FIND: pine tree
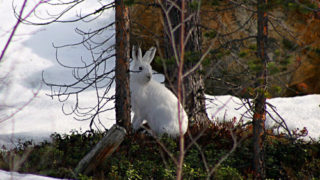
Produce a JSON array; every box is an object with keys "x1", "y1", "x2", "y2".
[{"x1": 115, "y1": 0, "x2": 131, "y2": 132}]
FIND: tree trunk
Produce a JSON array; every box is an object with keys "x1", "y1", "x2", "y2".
[
  {"x1": 115, "y1": 0, "x2": 131, "y2": 132},
  {"x1": 253, "y1": 0, "x2": 268, "y2": 179},
  {"x1": 162, "y1": 0, "x2": 209, "y2": 126}
]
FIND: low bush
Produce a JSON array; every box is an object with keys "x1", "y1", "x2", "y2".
[{"x1": 0, "y1": 122, "x2": 319, "y2": 179}]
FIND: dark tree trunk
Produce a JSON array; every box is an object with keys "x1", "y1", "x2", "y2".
[
  {"x1": 253, "y1": 0, "x2": 268, "y2": 179},
  {"x1": 162, "y1": 0, "x2": 209, "y2": 126},
  {"x1": 115, "y1": 0, "x2": 131, "y2": 132}
]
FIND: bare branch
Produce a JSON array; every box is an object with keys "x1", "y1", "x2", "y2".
[{"x1": 0, "y1": 0, "x2": 28, "y2": 62}]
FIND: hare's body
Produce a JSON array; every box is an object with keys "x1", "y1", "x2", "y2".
[
  {"x1": 131, "y1": 79, "x2": 188, "y2": 136},
  {"x1": 130, "y1": 46, "x2": 188, "y2": 136}
]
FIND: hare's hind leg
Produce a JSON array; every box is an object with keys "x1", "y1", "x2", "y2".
[{"x1": 132, "y1": 114, "x2": 144, "y2": 131}]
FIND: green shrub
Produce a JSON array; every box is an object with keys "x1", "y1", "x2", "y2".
[
  {"x1": 214, "y1": 166, "x2": 243, "y2": 180},
  {"x1": 0, "y1": 122, "x2": 319, "y2": 179}
]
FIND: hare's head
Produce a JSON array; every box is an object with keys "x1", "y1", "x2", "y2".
[{"x1": 131, "y1": 46, "x2": 156, "y2": 84}]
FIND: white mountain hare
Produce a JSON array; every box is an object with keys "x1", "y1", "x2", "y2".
[{"x1": 130, "y1": 46, "x2": 188, "y2": 137}]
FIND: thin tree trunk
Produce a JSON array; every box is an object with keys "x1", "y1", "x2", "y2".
[
  {"x1": 160, "y1": 1, "x2": 208, "y2": 179},
  {"x1": 115, "y1": 0, "x2": 131, "y2": 132},
  {"x1": 253, "y1": 0, "x2": 268, "y2": 179},
  {"x1": 176, "y1": 1, "x2": 186, "y2": 179}
]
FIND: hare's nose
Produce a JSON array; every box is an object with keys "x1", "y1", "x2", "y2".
[{"x1": 147, "y1": 74, "x2": 151, "y2": 80}]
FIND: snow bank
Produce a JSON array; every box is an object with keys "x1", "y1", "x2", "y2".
[
  {"x1": 0, "y1": 0, "x2": 115, "y2": 147},
  {"x1": 206, "y1": 94, "x2": 320, "y2": 139},
  {"x1": 0, "y1": 170, "x2": 62, "y2": 180}
]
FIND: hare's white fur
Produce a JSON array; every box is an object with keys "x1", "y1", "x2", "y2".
[{"x1": 130, "y1": 46, "x2": 188, "y2": 137}]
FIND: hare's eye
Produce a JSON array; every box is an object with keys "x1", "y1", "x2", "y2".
[{"x1": 139, "y1": 67, "x2": 143, "y2": 71}]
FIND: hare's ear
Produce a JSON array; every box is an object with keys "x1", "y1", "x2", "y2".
[
  {"x1": 143, "y1": 47, "x2": 156, "y2": 64},
  {"x1": 132, "y1": 45, "x2": 137, "y2": 61},
  {"x1": 138, "y1": 47, "x2": 143, "y2": 61}
]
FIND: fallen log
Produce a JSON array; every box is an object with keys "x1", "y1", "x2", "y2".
[{"x1": 74, "y1": 124, "x2": 127, "y2": 175}]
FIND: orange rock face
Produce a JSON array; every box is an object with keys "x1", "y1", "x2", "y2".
[
  {"x1": 130, "y1": 1, "x2": 320, "y2": 96},
  {"x1": 287, "y1": 9, "x2": 320, "y2": 95}
]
